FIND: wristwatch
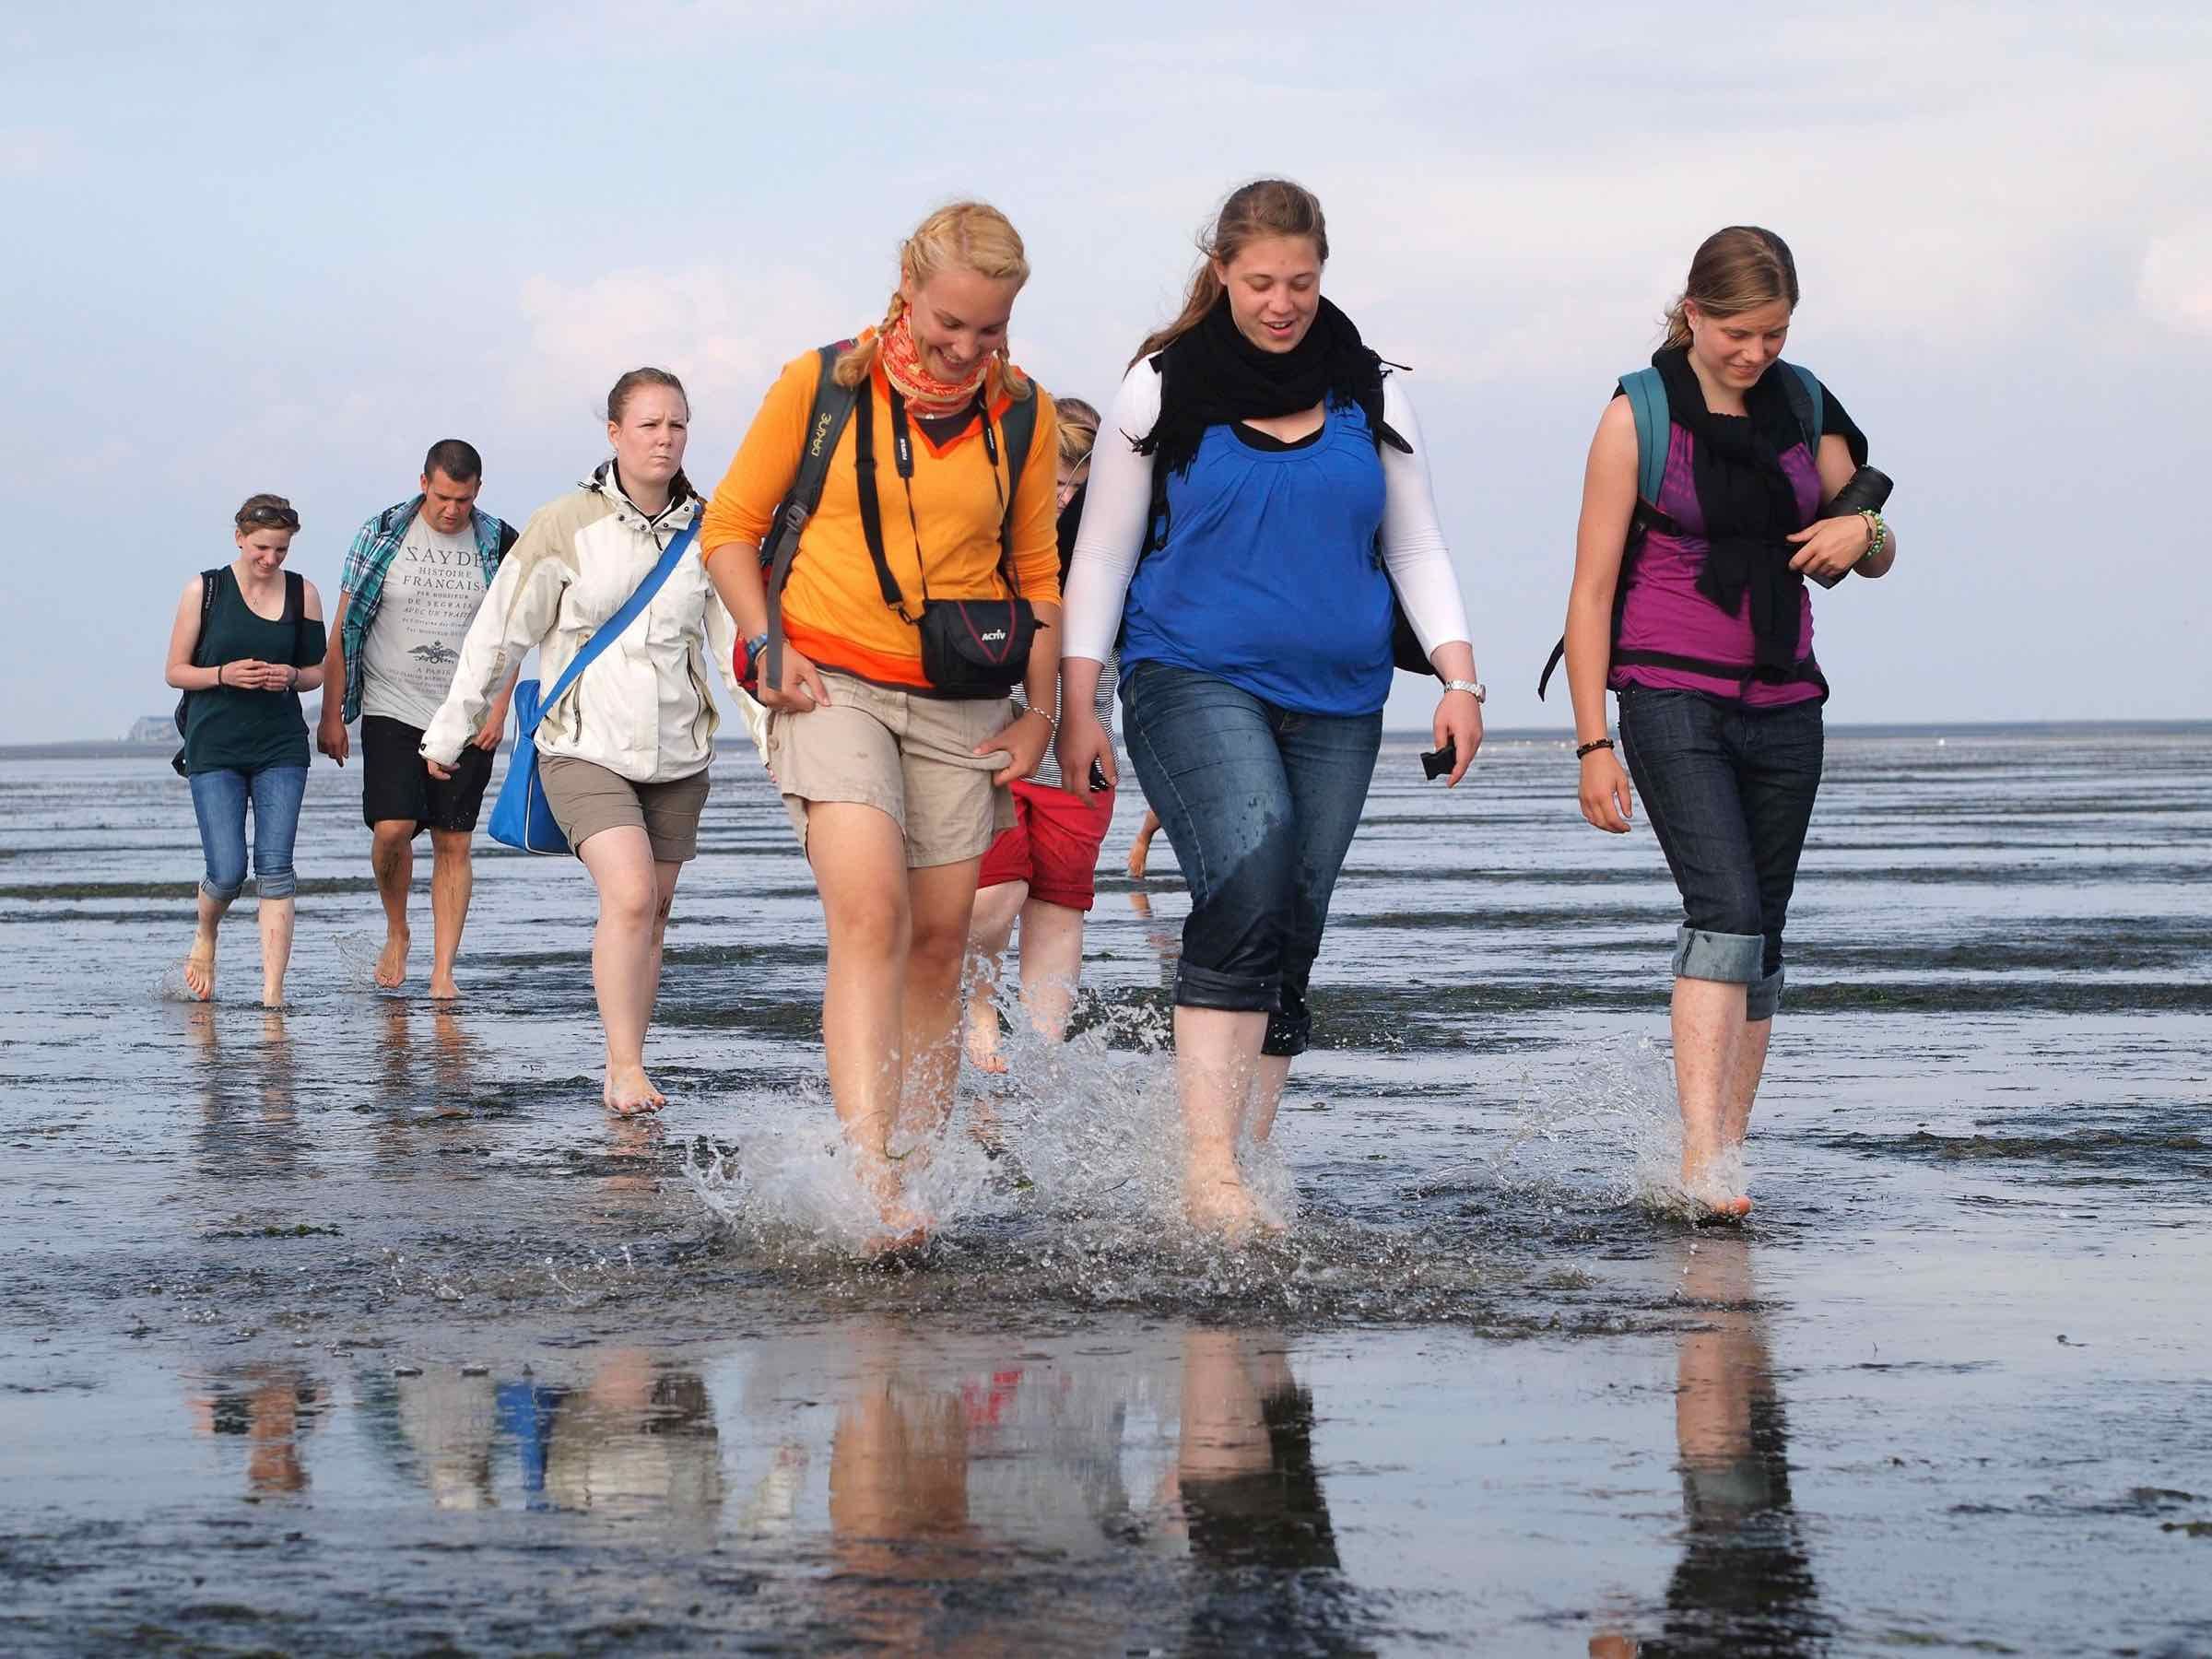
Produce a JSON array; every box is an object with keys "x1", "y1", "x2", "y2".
[{"x1": 1441, "y1": 678, "x2": 1487, "y2": 703}]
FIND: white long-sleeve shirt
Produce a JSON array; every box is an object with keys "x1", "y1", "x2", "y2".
[{"x1": 1059, "y1": 360, "x2": 1471, "y2": 665}]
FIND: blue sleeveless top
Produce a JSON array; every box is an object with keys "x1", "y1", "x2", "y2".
[{"x1": 1122, "y1": 400, "x2": 1392, "y2": 716}]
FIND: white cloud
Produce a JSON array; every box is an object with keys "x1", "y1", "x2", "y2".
[{"x1": 2140, "y1": 222, "x2": 2212, "y2": 335}]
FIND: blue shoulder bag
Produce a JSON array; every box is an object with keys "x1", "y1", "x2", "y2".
[{"x1": 488, "y1": 516, "x2": 700, "y2": 854}]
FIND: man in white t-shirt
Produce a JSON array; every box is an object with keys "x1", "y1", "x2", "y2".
[{"x1": 318, "y1": 441, "x2": 518, "y2": 997}]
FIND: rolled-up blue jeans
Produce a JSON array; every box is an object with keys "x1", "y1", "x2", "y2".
[
  {"x1": 1617, "y1": 688, "x2": 1822, "y2": 1021},
  {"x1": 189, "y1": 764, "x2": 307, "y2": 902},
  {"x1": 1120, "y1": 660, "x2": 1382, "y2": 1056}
]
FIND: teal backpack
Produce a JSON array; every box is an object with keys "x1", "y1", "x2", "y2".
[{"x1": 1535, "y1": 361, "x2": 1825, "y2": 700}]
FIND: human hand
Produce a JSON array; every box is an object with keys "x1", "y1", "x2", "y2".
[
  {"x1": 424, "y1": 755, "x2": 455, "y2": 782},
  {"x1": 760, "y1": 644, "x2": 830, "y2": 713},
  {"x1": 1785, "y1": 513, "x2": 1873, "y2": 582},
  {"x1": 1055, "y1": 712, "x2": 1116, "y2": 797},
  {"x1": 1431, "y1": 689, "x2": 1485, "y2": 787},
  {"x1": 472, "y1": 698, "x2": 508, "y2": 752},
  {"x1": 1579, "y1": 747, "x2": 1635, "y2": 833},
  {"x1": 978, "y1": 707, "x2": 1050, "y2": 786},
  {"x1": 317, "y1": 714, "x2": 350, "y2": 766}
]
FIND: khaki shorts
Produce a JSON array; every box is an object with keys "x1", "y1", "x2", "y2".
[
  {"x1": 765, "y1": 673, "x2": 1014, "y2": 868},
  {"x1": 538, "y1": 755, "x2": 711, "y2": 864}
]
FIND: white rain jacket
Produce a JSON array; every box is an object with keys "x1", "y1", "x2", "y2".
[{"x1": 421, "y1": 465, "x2": 739, "y2": 782}]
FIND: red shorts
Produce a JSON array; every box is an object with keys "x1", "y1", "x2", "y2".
[{"x1": 977, "y1": 779, "x2": 1116, "y2": 910}]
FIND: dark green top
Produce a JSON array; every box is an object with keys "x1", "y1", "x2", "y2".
[{"x1": 182, "y1": 567, "x2": 328, "y2": 775}]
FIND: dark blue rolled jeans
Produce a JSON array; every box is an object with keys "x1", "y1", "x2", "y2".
[
  {"x1": 189, "y1": 764, "x2": 308, "y2": 902},
  {"x1": 1120, "y1": 660, "x2": 1382, "y2": 1056},
  {"x1": 1617, "y1": 689, "x2": 1823, "y2": 1022}
]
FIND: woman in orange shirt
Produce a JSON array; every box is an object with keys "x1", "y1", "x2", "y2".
[{"x1": 700, "y1": 202, "x2": 1061, "y2": 1253}]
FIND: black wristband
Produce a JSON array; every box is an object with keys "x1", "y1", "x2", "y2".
[{"x1": 1575, "y1": 737, "x2": 1614, "y2": 759}]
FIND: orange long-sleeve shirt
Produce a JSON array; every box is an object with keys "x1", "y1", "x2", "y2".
[{"x1": 700, "y1": 340, "x2": 1061, "y2": 690}]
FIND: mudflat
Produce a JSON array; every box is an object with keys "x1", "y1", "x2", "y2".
[{"x1": 3, "y1": 726, "x2": 2208, "y2": 1655}]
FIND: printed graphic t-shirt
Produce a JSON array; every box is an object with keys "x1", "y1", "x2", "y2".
[{"x1": 359, "y1": 512, "x2": 491, "y2": 730}]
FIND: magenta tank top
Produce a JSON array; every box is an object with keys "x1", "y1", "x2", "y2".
[{"x1": 1610, "y1": 424, "x2": 1826, "y2": 706}]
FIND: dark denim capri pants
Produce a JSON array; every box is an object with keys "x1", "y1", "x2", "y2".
[
  {"x1": 1617, "y1": 688, "x2": 1823, "y2": 1021},
  {"x1": 1121, "y1": 660, "x2": 1382, "y2": 1057}
]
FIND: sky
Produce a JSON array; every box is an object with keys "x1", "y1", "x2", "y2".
[{"x1": 4, "y1": 1, "x2": 2207, "y2": 742}]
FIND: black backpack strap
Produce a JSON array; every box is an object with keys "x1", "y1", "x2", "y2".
[
  {"x1": 850, "y1": 382, "x2": 914, "y2": 620},
  {"x1": 995, "y1": 383, "x2": 1039, "y2": 569},
  {"x1": 761, "y1": 342, "x2": 858, "y2": 692},
  {"x1": 494, "y1": 520, "x2": 520, "y2": 563},
  {"x1": 283, "y1": 571, "x2": 305, "y2": 665}
]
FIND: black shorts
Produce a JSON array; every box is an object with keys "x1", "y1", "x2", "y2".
[{"x1": 360, "y1": 714, "x2": 495, "y2": 834}]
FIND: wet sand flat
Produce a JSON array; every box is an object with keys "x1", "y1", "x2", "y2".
[{"x1": 3, "y1": 725, "x2": 2209, "y2": 1655}]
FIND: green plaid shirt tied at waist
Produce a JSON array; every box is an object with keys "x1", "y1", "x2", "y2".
[{"x1": 336, "y1": 497, "x2": 517, "y2": 723}]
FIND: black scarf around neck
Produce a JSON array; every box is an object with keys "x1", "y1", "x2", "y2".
[
  {"x1": 1652, "y1": 346, "x2": 1811, "y2": 678},
  {"x1": 1139, "y1": 294, "x2": 1407, "y2": 487}
]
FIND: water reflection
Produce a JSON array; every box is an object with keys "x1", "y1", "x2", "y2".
[
  {"x1": 186, "y1": 1364, "x2": 324, "y2": 1496},
  {"x1": 371, "y1": 1000, "x2": 490, "y2": 1178},
  {"x1": 811, "y1": 1323, "x2": 1363, "y2": 1653},
  {"x1": 1594, "y1": 1235, "x2": 1827, "y2": 1657},
  {"x1": 359, "y1": 1354, "x2": 723, "y2": 1524},
  {"x1": 189, "y1": 1006, "x2": 311, "y2": 1181}
]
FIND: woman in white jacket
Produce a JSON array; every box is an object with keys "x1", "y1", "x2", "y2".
[{"x1": 422, "y1": 368, "x2": 737, "y2": 1116}]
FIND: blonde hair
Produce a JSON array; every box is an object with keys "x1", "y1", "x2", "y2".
[
  {"x1": 1663, "y1": 226, "x2": 1800, "y2": 349},
  {"x1": 1053, "y1": 395, "x2": 1101, "y2": 473},
  {"x1": 1134, "y1": 180, "x2": 1329, "y2": 366},
  {"x1": 835, "y1": 201, "x2": 1033, "y2": 400}
]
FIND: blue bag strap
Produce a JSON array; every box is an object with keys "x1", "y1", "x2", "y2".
[
  {"x1": 524, "y1": 514, "x2": 700, "y2": 738},
  {"x1": 1781, "y1": 361, "x2": 1824, "y2": 457},
  {"x1": 1619, "y1": 367, "x2": 1668, "y2": 507}
]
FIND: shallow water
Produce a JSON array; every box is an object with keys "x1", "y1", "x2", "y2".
[{"x1": 4, "y1": 724, "x2": 2210, "y2": 1655}]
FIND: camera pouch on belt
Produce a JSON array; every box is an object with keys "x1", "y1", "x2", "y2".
[{"x1": 854, "y1": 382, "x2": 1035, "y2": 698}]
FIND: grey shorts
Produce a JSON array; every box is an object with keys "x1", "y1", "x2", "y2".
[
  {"x1": 764, "y1": 674, "x2": 1014, "y2": 869},
  {"x1": 537, "y1": 755, "x2": 711, "y2": 864}
]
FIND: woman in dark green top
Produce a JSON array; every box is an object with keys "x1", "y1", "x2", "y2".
[{"x1": 163, "y1": 494, "x2": 329, "y2": 1006}]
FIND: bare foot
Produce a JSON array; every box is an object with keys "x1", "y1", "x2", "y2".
[
  {"x1": 964, "y1": 1005, "x2": 1008, "y2": 1074},
  {"x1": 426, "y1": 971, "x2": 460, "y2": 1001},
  {"x1": 853, "y1": 1147, "x2": 934, "y2": 1255},
  {"x1": 182, "y1": 934, "x2": 217, "y2": 1001},
  {"x1": 1682, "y1": 1146, "x2": 1753, "y2": 1219},
  {"x1": 1183, "y1": 1171, "x2": 1271, "y2": 1240},
  {"x1": 603, "y1": 1063, "x2": 666, "y2": 1118},
  {"x1": 374, "y1": 926, "x2": 410, "y2": 990},
  {"x1": 1124, "y1": 842, "x2": 1151, "y2": 881}
]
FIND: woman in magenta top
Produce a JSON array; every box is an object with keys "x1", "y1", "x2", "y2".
[{"x1": 1559, "y1": 226, "x2": 1900, "y2": 1217}]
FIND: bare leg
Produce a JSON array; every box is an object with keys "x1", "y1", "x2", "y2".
[
  {"x1": 645, "y1": 857, "x2": 681, "y2": 1013},
  {"x1": 1246, "y1": 1053, "x2": 1292, "y2": 1146},
  {"x1": 1125, "y1": 808, "x2": 1161, "y2": 881},
  {"x1": 961, "y1": 879, "x2": 1027, "y2": 1074},
  {"x1": 1014, "y1": 898, "x2": 1086, "y2": 1041},
  {"x1": 371, "y1": 820, "x2": 415, "y2": 989},
  {"x1": 257, "y1": 896, "x2": 295, "y2": 1007},
  {"x1": 183, "y1": 889, "x2": 230, "y2": 1000},
  {"x1": 425, "y1": 828, "x2": 473, "y2": 1000},
  {"x1": 574, "y1": 827, "x2": 665, "y2": 1116},
  {"x1": 1723, "y1": 1017, "x2": 1771, "y2": 1149},
  {"x1": 899, "y1": 857, "x2": 984, "y2": 1149},
  {"x1": 808, "y1": 804, "x2": 924, "y2": 1241},
  {"x1": 1672, "y1": 975, "x2": 1751, "y2": 1215},
  {"x1": 1175, "y1": 1005, "x2": 1269, "y2": 1236}
]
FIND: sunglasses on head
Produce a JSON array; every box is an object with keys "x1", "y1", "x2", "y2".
[{"x1": 236, "y1": 503, "x2": 300, "y2": 530}]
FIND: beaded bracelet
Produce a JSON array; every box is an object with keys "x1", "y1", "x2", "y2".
[
  {"x1": 1575, "y1": 737, "x2": 1614, "y2": 759},
  {"x1": 1857, "y1": 510, "x2": 1888, "y2": 564}
]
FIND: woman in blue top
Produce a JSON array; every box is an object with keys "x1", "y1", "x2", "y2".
[{"x1": 1057, "y1": 180, "x2": 1485, "y2": 1237}]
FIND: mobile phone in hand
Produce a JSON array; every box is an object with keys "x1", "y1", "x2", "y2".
[
  {"x1": 1420, "y1": 741, "x2": 1455, "y2": 782},
  {"x1": 1089, "y1": 758, "x2": 1110, "y2": 793}
]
